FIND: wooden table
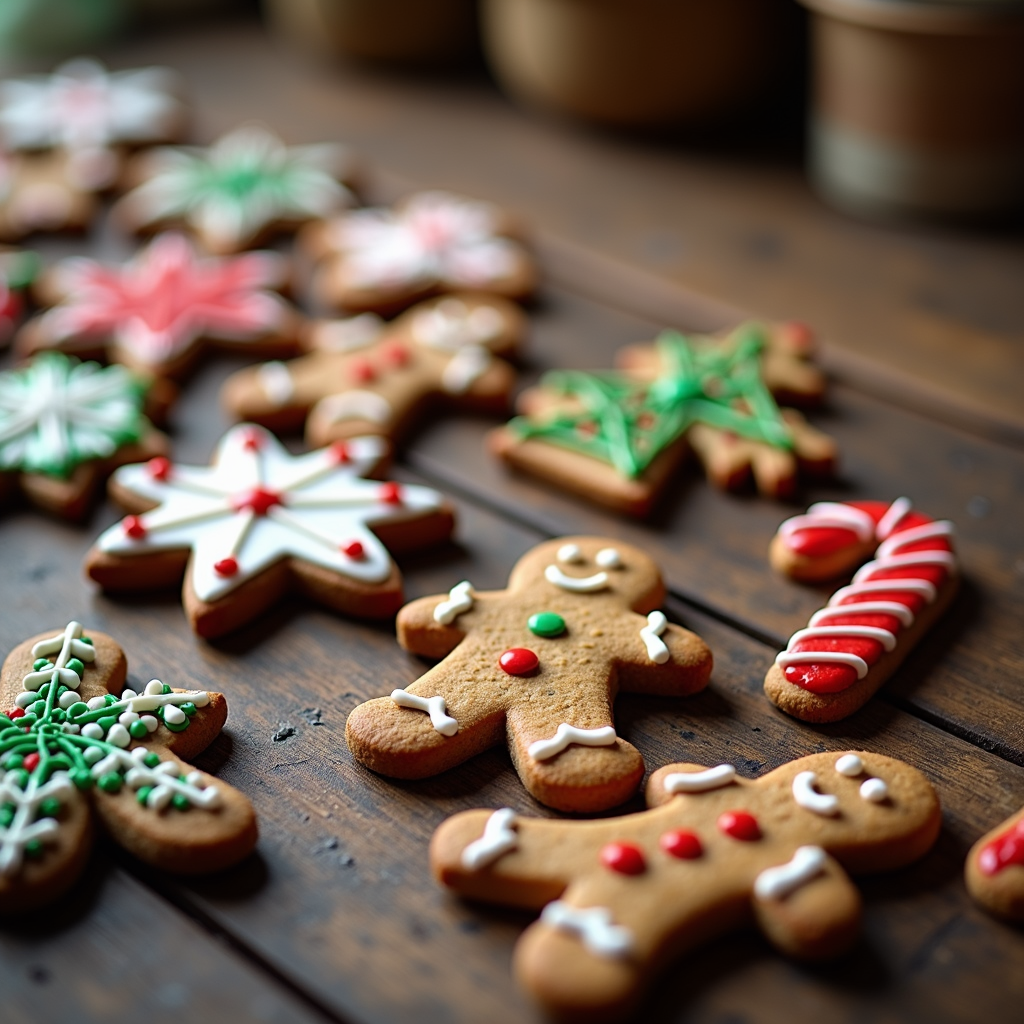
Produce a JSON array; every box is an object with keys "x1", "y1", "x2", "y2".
[{"x1": 3, "y1": 13, "x2": 1023, "y2": 1024}]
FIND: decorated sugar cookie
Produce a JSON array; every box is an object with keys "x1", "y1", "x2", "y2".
[
  {"x1": 220, "y1": 293, "x2": 525, "y2": 448},
  {"x1": 85, "y1": 424, "x2": 455, "y2": 639},
  {"x1": 0, "y1": 150, "x2": 99, "y2": 242},
  {"x1": 114, "y1": 124, "x2": 356, "y2": 254},
  {"x1": 966, "y1": 805, "x2": 1024, "y2": 920},
  {"x1": 346, "y1": 536, "x2": 712, "y2": 811},
  {"x1": 765, "y1": 498, "x2": 958, "y2": 722},
  {"x1": 490, "y1": 325, "x2": 836, "y2": 517},
  {"x1": 432, "y1": 751, "x2": 940, "y2": 1021},
  {"x1": 0, "y1": 58, "x2": 186, "y2": 192},
  {"x1": 17, "y1": 233, "x2": 302, "y2": 383},
  {"x1": 0, "y1": 621, "x2": 257, "y2": 911},
  {"x1": 299, "y1": 190, "x2": 537, "y2": 316},
  {"x1": 0, "y1": 352, "x2": 167, "y2": 520}
]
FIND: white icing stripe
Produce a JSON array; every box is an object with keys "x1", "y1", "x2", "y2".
[
  {"x1": 527, "y1": 723, "x2": 617, "y2": 762},
  {"x1": 835, "y1": 753, "x2": 863, "y2": 776},
  {"x1": 461, "y1": 808, "x2": 517, "y2": 870},
  {"x1": 787, "y1": 625, "x2": 897, "y2": 652},
  {"x1": 390, "y1": 689, "x2": 458, "y2": 737},
  {"x1": 754, "y1": 846, "x2": 828, "y2": 900},
  {"x1": 830, "y1": 578, "x2": 937, "y2": 602},
  {"x1": 441, "y1": 344, "x2": 491, "y2": 394},
  {"x1": 776, "y1": 650, "x2": 869, "y2": 678},
  {"x1": 319, "y1": 390, "x2": 393, "y2": 425},
  {"x1": 875, "y1": 496, "x2": 913, "y2": 539},
  {"x1": 640, "y1": 611, "x2": 670, "y2": 664},
  {"x1": 778, "y1": 502, "x2": 876, "y2": 544},
  {"x1": 875, "y1": 520, "x2": 955, "y2": 559},
  {"x1": 544, "y1": 565, "x2": 609, "y2": 593},
  {"x1": 860, "y1": 778, "x2": 888, "y2": 802},
  {"x1": 257, "y1": 361, "x2": 294, "y2": 406},
  {"x1": 792, "y1": 771, "x2": 839, "y2": 816},
  {"x1": 852, "y1": 551, "x2": 957, "y2": 582},
  {"x1": 433, "y1": 580, "x2": 474, "y2": 625},
  {"x1": 663, "y1": 764, "x2": 737, "y2": 794},
  {"x1": 809, "y1": 603, "x2": 914, "y2": 628},
  {"x1": 540, "y1": 902, "x2": 634, "y2": 958}
]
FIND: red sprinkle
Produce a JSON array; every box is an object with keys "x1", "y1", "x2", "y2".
[
  {"x1": 341, "y1": 540, "x2": 365, "y2": 559},
  {"x1": 123, "y1": 515, "x2": 147, "y2": 540},
  {"x1": 242, "y1": 428, "x2": 263, "y2": 451},
  {"x1": 718, "y1": 811, "x2": 761, "y2": 841},
  {"x1": 979, "y1": 820, "x2": 1024, "y2": 876},
  {"x1": 379, "y1": 482, "x2": 402, "y2": 505},
  {"x1": 214, "y1": 557, "x2": 239, "y2": 577},
  {"x1": 232, "y1": 486, "x2": 282, "y2": 516},
  {"x1": 781, "y1": 320, "x2": 814, "y2": 351},
  {"x1": 382, "y1": 342, "x2": 410, "y2": 367},
  {"x1": 23, "y1": 752, "x2": 40, "y2": 772},
  {"x1": 600, "y1": 842, "x2": 646, "y2": 875},
  {"x1": 8, "y1": 708, "x2": 25, "y2": 720},
  {"x1": 331, "y1": 441, "x2": 351, "y2": 464},
  {"x1": 147, "y1": 456, "x2": 172, "y2": 481},
  {"x1": 499, "y1": 648, "x2": 539, "y2": 676},
  {"x1": 660, "y1": 829, "x2": 703, "y2": 859},
  {"x1": 350, "y1": 358, "x2": 376, "y2": 383}
]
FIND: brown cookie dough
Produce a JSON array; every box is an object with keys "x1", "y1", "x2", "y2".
[{"x1": 966, "y1": 806, "x2": 1024, "y2": 921}]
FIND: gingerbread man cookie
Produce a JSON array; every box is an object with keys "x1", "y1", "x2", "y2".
[
  {"x1": 966, "y1": 806, "x2": 1024, "y2": 921},
  {"x1": 221, "y1": 294, "x2": 525, "y2": 447},
  {"x1": 0, "y1": 621, "x2": 257, "y2": 911},
  {"x1": 346, "y1": 537, "x2": 712, "y2": 811},
  {"x1": 490, "y1": 327, "x2": 836, "y2": 518},
  {"x1": 17, "y1": 233, "x2": 302, "y2": 384},
  {"x1": 299, "y1": 190, "x2": 537, "y2": 316},
  {"x1": 765, "y1": 497, "x2": 958, "y2": 722},
  {"x1": 85, "y1": 424, "x2": 455, "y2": 639},
  {"x1": 0, "y1": 352, "x2": 168, "y2": 521},
  {"x1": 114, "y1": 124, "x2": 356, "y2": 255},
  {"x1": 432, "y1": 750, "x2": 941, "y2": 1021}
]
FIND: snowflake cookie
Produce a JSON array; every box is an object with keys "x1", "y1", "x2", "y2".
[
  {"x1": 85, "y1": 424, "x2": 455, "y2": 639},
  {"x1": 17, "y1": 233, "x2": 302, "y2": 383},
  {"x1": 0, "y1": 351, "x2": 168, "y2": 521},
  {"x1": 0, "y1": 621, "x2": 257, "y2": 911},
  {"x1": 432, "y1": 751, "x2": 940, "y2": 1020},
  {"x1": 490, "y1": 324, "x2": 837, "y2": 517},
  {"x1": 114, "y1": 124, "x2": 357, "y2": 255},
  {"x1": 0, "y1": 58, "x2": 187, "y2": 192},
  {"x1": 346, "y1": 536, "x2": 712, "y2": 811},
  {"x1": 299, "y1": 190, "x2": 537, "y2": 316}
]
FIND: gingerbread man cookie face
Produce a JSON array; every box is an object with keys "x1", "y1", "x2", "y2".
[
  {"x1": 345, "y1": 537, "x2": 712, "y2": 811},
  {"x1": 431, "y1": 751, "x2": 940, "y2": 1021},
  {"x1": 220, "y1": 293, "x2": 525, "y2": 449},
  {"x1": 966, "y1": 806, "x2": 1024, "y2": 921},
  {"x1": 0, "y1": 622, "x2": 257, "y2": 912}
]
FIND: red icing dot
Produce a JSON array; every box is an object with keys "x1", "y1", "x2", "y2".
[
  {"x1": 23, "y1": 752, "x2": 40, "y2": 772},
  {"x1": 7, "y1": 708, "x2": 25, "y2": 720},
  {"x1": 979, "y1": 820, "x2": 1024, "y2": 876},
  {"x1": 781, "y1": 320, "x2": 814, "y2": 351},
  {"x1": 232, "y1": 486, "x2": 282, "y2": 516},
  {"x1": 379, "y1": 482, "x2": 402, "y2": 505},
  {"x1": 214, "y1": 557, "x2": 239, "y2": 577},
  {"x1": 499, "y1": 648, "x2": 538, "y2": 675},
  {"x1": 341, "y1": 540, "x2": 365, "y2": 559},
  {"x1": 600, "y1": 842, "x2": 646, "y2": 875},
  {"x1": 147, "y1": 456, "x2": 172, "y2": 481},
  {"x1": 350, "y1": 358, "x2": 376, "y2": 383},
  {"x1": 660, "y1": 829, "x2": 703, "y2": 859},
  {"x1": 242, "y1": 428, "x2": 264, "y2": 451},
  {"x1": 718, "y1": 811, "x2": 761, "y2": 841},
  {"x1": 382, "y1": 342, "x2": 410, "y2": 367},
  {"x1": 331, "y1": 441, "x2": 351, "y2": 464},
  {"x1": 123, "y1": 515, "x2": 147, "y2": 540}
]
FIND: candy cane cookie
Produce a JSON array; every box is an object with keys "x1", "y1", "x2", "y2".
[
  {"x1": 765, "y1": 498, "x2": 958, "y2": 722},
  {"x1": 966, "y1": 805, "x2": 1024, "y2": 921}
]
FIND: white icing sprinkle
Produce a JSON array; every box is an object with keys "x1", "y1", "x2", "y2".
[
  {"x1": 311, "y1": 313, "x2": 384, "y2": 352},
  {"x1": 835, "y1": 754, "x2": 864, "y2": 777},
  {"x1": 595, "y1": 547, "x2": 622, "y2": 569},
  {"x1": 860, "y1": 778, "x2": 889, "y2": 803},
  {"x1": 792, "y1": 771, "x2": 839, "y2": 816},
  {"x1": 461, "y1": 808, "x2": 517, "y2": 870},
  {"x1": 390, "y1": 689, "x2": 458, "y2": 737},
  {"x1": 664, "y1": 764, "x2": 737, "y2": 794},
  {"x1": 557, "y1": 543, "x2": 582, "y2": 564},
  {"x1": 754, "y1": 846, "x2": 828, "y2": 900},
  {"x1": 433, "y1": 580, "x2": 474, "y2": 625},
  {"x1": 319, "y1": 389, "x2": 393, "y2": 425},
  {"x1": 540, "y1": 901, "x2": 634, "y2": 958},
  {"x1": 544, "y1": 565, "x2": 609, "y2": 593},
  {"x1": 441, "y1": 344, "x2": 491, "y2": 394},
  {"x1": 257, "y1": 361, "x2": 294, "y2": 406},
  {"x1": 527, "y1": 723, "x2": 617, "y2": 762},
  {"x1": 639, "y1": 611, "x2": 670, "y2": 664}
]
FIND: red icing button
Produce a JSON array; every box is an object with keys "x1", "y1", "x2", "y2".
[
  {"x1": 600, "y1": 842, "x2": 646, "y2": 875},
  {"x1": 380, "y1": 482, "x2": 402, "y2": 505},
  {"x1": 8, "y1": 708, "x2": 25, "y2": 720},
  {"x1": 23, "y1": 752, "x2": 40, "y2": 772},
  {"x1": 123, "y1": 515, "x2": 147, "y2": 539},
  {"x1": 214, "y1": 557, "x2": 239, "y2": 577},
  {"x1": 341, "y1": 540, "x2": 365, "y2": 559},
  {"x1": 232, "y1": 486, "x2": 282, "y2": 516},
  {"x1": 499, "y1": 648, "x2": 538, "y2": 675},
  {"x1": 660, "y1": 829, "x2": 703, "y2": 859},
  {"x1": 718, "y1": 811, "x2": 761, "y2": 841},
  {"x1": 382, "y1": 342, "x2": 410, "y2": 367},
  {"x1": 331, "y1": 441, "x2": 351, "y2": 464},
  {"x1": 350, "y1": 358, "x2": 376, "y2": 383},
  {"x1": 147, "y1": 456, "x2": 172, "y2": 481},
  {"x1": 979, "y1": 821, "x2": 1024, "y2": 876}
]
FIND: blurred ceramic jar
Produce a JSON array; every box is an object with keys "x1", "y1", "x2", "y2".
[
  {"x1": 801, "y1": 0, "x2": 1024, "y2": 219},
  {"x1": 263, "y1": 0, "x2": 477, "y2": 63},
  {"x1": 480, "y1": 0, "x2": 791, "y2": 126}
]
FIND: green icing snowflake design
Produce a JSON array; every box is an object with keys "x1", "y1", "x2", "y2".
[
  {"x1": 508, "y1": 325, "x2": 794, "y2": 479},
  {"x1": 126, "y1": 125, "x2": 354, "y2": 251},
  {"x1": 0, "y1": 352, "x2": 147, "y2": 478},
  {"x1": 0, "y1": 622, "x2": 219, "y2": 879}
]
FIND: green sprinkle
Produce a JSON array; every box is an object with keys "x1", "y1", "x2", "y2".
[
  {"x1": 9, "y1": 769, "x2": 29, "y2": 788},
  {"x1": 0, "y1": 805, "x2": 14, "y2": 827},
  {"x1": 129, "y1": 720, "x2": 149, "y2": 739},
  {"x1": 98, "y1": 716, "x2": 117, "y2": 732},
  {"x1": 143, "y1": 752, "x2": 160, "y2": 768},
  {"x1": 70, "y1": 768, "x2": 93, "y2": 790},
  {"x1": 67, "y1": 702, "x2": 89, "y2": 718},
  {"x1": 136, "y1": 786, "x2": 153, "y2": 806},
  {"x1": 163, "y1": 716, "x2": 189, "y2": 733},
  {"x1": 528, "y1": 612, "x2": 567, "y2": 638},
  {"x1": 161, "y1": 684, "x2": 172, "y2": 695},
  {"x1": 2, "y1": 753, "x2": 22, "y2": 771},
  {"x1": 80, "y1": 637, "x2": 93, "y2": 646},
  {"x1": 66, "y1": 658, "x2": 85, "y2": 677},
  {"x1": 180, "y1": 702, "x2": 196, "y2": 717},
  {"x1": 171, "y1": 793, "x2": 191, "y2": 811},
  {"x1": 97, "y1": 772, "x2": 122, "y2": 794},
  {"x1": 51, "y1": 709, "x2": 66, "y2": 723},
  {"x1": 38, "y1": 797, "x2": 61, "y2": 818},
  {"x1": 104, "y1": 695, "x2": 117, "y2": 706},
  {"x1": 24, "y1": 839, "x2": 43, "y2": 858},
  {"x1": 31, "y1": 700, "x2": 46, "y2": 717},
  {"x1": 32, "y1": 658, "x2": 50, "y2": 671}
]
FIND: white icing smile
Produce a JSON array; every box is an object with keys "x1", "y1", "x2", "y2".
[{"x1": 544, "y1": 565, "x2": 609, "y2": 593}]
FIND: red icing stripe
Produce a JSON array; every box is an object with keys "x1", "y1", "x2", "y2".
[{"x1": 978, "y1": 820, "x2": 1024, "y2": 876}]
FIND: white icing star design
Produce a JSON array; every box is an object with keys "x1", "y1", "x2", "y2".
[{"x1": 95, "y1": 425, "x2": 443, "y2": 603}]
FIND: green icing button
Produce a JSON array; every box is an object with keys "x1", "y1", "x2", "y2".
[{"x1": 528, "y1": 612, "x2": 566, "y2": 638}]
